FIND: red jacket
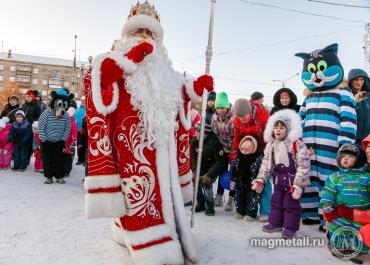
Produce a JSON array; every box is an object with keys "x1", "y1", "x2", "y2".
[{"x1": 229, "y1": 102, "x2": 269, "y2": 160}]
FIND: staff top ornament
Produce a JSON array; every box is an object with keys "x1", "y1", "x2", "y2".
[
  {"x1": 122, "y1": 1, "x2": 164, "y2": 43},
  {"x1": 295, "y1": 43, "x2": 344, "y2": 91}
]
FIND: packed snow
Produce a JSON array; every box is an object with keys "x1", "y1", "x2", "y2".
[{"x1": 1, "y1": 158, "x2": 369, "y2": 265}]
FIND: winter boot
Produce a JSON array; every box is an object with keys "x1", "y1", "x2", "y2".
[
  {"x1": 258, "y1": 215, "x2": 269, "y2": 222},
  {"x1": 205, "y1": 200, "x2": 215, "y2": 216},
  {"x1": 44, "y1": 178, "x2": 53, "y2": 184},
  {"x1": 302, "y1": 218, "x2": 320, "y2": 225},
  {"x1": 234, "y1": 213, "x2": 244, "y2": 220},
  {"x1": 224, "y1": 196, "x2": 234, "y2": 211},
  {"x1": 281, "y1": 229, "x2": 297, "y2": 239},
  {"x1": 262, "y1": 223, "x2": 283, "y2": 233},
  {"x1": 195, "y1": 204, "x2": 206, "y2": 213},
  {"x1": 243, "y1": 215, "x2": 256, "y2": 222},
  {"x1": 214, "y1": 193, "x2": 223, "y2": 207},
  {"x1": 56, "y1": 178, "x2": 66, "y2": 184}
]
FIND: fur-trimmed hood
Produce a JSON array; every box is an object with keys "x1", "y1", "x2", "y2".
[{"x1": 264, "y1": 109, "x2": 302, "y2": 142}]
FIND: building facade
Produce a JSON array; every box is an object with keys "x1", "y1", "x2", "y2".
[{"x1": 0, "y1": 50, "x2": 87, "y2": 109}]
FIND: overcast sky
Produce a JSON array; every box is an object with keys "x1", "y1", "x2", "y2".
[{"x1": 1, "y1": 0, "x2": 369, "y2": 105}]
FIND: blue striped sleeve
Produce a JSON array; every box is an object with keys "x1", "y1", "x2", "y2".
[
  {"x1": 299, "y1": 98, "x2": 307, "y2": 128},
  {"x1": 338, "y1": 89, "x2": 357, "y2": 145},
  {"x1": 38, "y1": 110, "x2": 48, "y2": 142}
]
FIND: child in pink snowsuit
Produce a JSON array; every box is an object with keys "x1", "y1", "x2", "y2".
[
  {"x1": 0, "y1": 117, "x2": 13, "y2": 169},
  {"x1": 32, "y1": 121, "x2": 43, "y2": 173}
]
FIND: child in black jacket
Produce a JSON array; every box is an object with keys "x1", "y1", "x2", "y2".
[
  {"x1": 192, "y1": 123, "x2": 228, "y2": 216},
  {"x1": 8, "y1": 110, "x2": 33, "y2": 171}
]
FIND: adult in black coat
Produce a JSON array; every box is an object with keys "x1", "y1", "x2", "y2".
[
  {"x1": 22, "y1": 90, "x2": 41, "y2": 123},
  {"x1": 270, "y1": 87, "x2": 301, "y2": 115},
  {"x1": 1, "y1": 95, "x2": 20, "y2": 123}
]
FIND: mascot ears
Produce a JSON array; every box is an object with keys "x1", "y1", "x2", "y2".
[
  {"x1": 295, "y1": 43, "x2": 339, "y2": 59},
  {"x1": 68, "y1": 93, "x2": 75, "y2": 100},
  {"x1": 295, "y1": 52, "x2": 310, "y2": 59},
  {"x1": 50, "y1": 90, "x2": 57, "y2": 99},
  {"x1": 323, "y1": 43, "x2": 338, "y2": 54}
]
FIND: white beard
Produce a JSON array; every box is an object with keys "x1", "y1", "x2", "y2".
[{"x1": 117, "y1": 37, "x2": 184, "y2": 146}]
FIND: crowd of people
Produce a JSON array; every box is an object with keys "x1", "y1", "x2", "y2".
[
  {"x1": 0, "y1": 89, "x2": 87, "y2": 184},
  {"x1": 191, "y1": 66, "x2": 370, "y2": 262}
]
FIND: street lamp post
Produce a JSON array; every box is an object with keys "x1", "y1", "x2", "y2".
[{"x1": 273, "y1": 72, "x2": 299, "y2": 87}]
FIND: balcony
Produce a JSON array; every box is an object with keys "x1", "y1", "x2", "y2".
[
  {"x1": 16, "y1": 65, "x2": 32, "y2": 73},
  {"x1": 48, "y1": 77, "x2": 63, "y2": 89}
]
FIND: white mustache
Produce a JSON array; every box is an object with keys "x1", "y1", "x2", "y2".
[{"x1": 303, "y1": 72, "x2": 339, "y2": 87}]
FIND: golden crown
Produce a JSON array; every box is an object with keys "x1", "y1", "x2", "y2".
[{"x1": 128, "y1": 1, "x2": 160, "y2": 22}]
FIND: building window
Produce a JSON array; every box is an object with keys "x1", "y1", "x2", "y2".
[
  {"x1": 50, "y1": 70, "x2": 60, "y2": 78},
  {"x1": 0, "y1": 76, "x2": 3, "y2": 82},
  {"x1": 64, "y1": 81, "x2": 70, "y2": 87},
  {"x1": 16, "y1": 65, "x2": 32, "y2": 72},
  {"x1": 16, "y1": 75, "x2": 31, "y2": 83},
  {"x1": 42, "y1": 80, "x2": 48, "y2": 86},
  {"x1": 9, "y1": 77, "x2": 16, "y2": 82},
  {"x1": 65, "y1": 71, "x2": 70, "y2": 77},
  {"x1": 0, "y1": 87, "x2": 3, "y2": 92},
  {"x1": 33, "y1": 68, "x2": 39, "y2": 74},
  {"x1": 42, "y1": 90, "x2": 48, "y2": 96},
  {"x1": 10, "y1": 66, "x2": 16, "y2": 71},
  {"x1": 32, "y1": 79, "x2": 38, "y2": 85},
  {"x1": 0, "y1": 65, "x2": 4, "y2": 70},
  {"x1": 49, "y1": 78, "x2": 63, "y2": 86},
  {"x1": 19, "y1": 89, "x2": 27, "y2": 94}
]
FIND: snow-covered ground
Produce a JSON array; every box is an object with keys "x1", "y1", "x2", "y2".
[{"x1": 1, "y1": 159, "x2": 369, "y2": 265}]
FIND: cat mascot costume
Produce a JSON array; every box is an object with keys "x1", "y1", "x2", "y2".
[{"x1": 296, "y1": 43, "x2": 357, "y2": 229}]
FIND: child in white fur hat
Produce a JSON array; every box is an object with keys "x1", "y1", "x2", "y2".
[{"x1": 253, "y1": 109, "x2": 311, "y2": 239}]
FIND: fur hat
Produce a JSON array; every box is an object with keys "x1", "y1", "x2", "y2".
[
  {"x1": 251, "y1": 92, "x2": 264, "y2": 101},
  {"x1": 234, "y1": 98, "x2": 252, "y2": 117},
  {"x1": 337, "y1": 143, "x2": 367, "y2": 168},
  {"x1": 32, "y1": 121, "x2": 38, "y2": 129},
  {"x1": 0, "y1": 117, "x2": 9, "y2": 128},
  {"x1": 121, "y1": 1, "x2": 164, "y2": 43},
  {"x1": 239, "y1": 135, "x2": 258, "y2": 153},
  {"x1": 15, "y1": 109, "x2": 25, "y2": 118},
  {"x1": 264, "y1": 109, "x2": 302, "y2": 142}
]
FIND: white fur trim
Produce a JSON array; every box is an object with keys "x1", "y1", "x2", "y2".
[
  {"x1": 181, "y1": 183, "x2": 194, "y2": 204},
  {"x1": 178, "y1": 102, "x2": 191, "y2": 130},
  {"x1": 179, "y1": 170, "x2": 193, "y2": 183},
  {"x1": 84, "y1": 174, "x2": 126, "y2": 219},
  {"x1": 179, "y1": 171, "x2": 194, "y2": 203},
  {"x1": 84, "y1": 174, "x2": 122, "y2": 190},
  {"x1": 111, "y1": 219, "x2": 127, "y2": 247},
  {"x1": 168, "y1": 136, "x2": 198, "y2": 263},
  {"x1": 264, "y1": 109, "x2": 302, "y2": 142},
  {"x1": 85, "y1": 192, "x2": 126, "y2": 219},
  {"x1": 120, "y1": 223, "x2": 172, "y2": 246},
  {"x1": 91, "y1": 52, "x2": 137, "y2": 116},
  {"x1": 184, "y1": 77, "x2": 201, "y2": 102},
  {"x1": 131, "y1": 240, "x2": 184, "y2": 265},
  {"x1": 121, "y1": 15, "x2": 164, "y2": 44}
]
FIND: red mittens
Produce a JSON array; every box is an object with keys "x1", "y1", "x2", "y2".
[
  {"x1": 193, "y1": 74, "x2": 214, "y2": 96},
  {"x1": 125, "y1": 41, "x2": 154, "y2": 63}
]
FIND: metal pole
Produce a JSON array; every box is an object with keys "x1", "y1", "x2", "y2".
[{"x1": 191, "y1": 0, "x2": 216, "y2": 228}]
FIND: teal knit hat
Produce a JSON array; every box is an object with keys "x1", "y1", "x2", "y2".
[{"x1": 215, "y1": 92, "x2": 230, "y2": 109}]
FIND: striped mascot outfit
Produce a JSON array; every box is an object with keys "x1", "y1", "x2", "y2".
[{"x1": 295, "y1": 44, "x2": 357, "y2": 227}]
